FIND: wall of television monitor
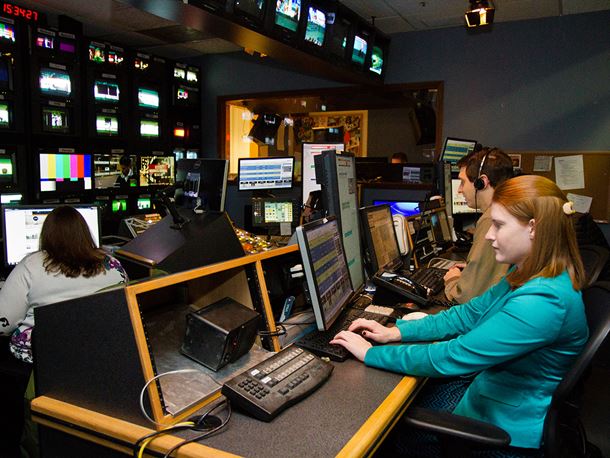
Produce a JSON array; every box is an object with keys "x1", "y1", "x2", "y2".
[{"x1": 190, "y1": 0, "x2": 389, "y2": 79}]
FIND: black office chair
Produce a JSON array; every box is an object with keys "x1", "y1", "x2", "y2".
[
  {"x1": 578, "y1": 245, "x2": 610, "y2": 287},
  {"x1": 402, "y1": 281, "x2": 610, "y2": 457}
]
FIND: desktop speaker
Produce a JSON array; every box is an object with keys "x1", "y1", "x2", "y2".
[{"x1": 181, "y1": 297, "x2": 261, "y2": 371}]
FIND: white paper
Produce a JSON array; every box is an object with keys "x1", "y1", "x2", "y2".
[
  {"x1": 554, "y1": 155, "x2": 585, "y2": 190},
  {"x1": 566, "y1": 193, "x2": 593, "y2": 214},
  {"x1": 533, "y1": 156, "x2": 552, "y2": 172},
  {"x1": 280, "y1": 222, "x2": 292, "y2": 236}
]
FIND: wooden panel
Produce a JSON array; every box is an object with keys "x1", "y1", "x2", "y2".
[{"x1": 513, "y1": 151, "x2": 610, "y2": 222}]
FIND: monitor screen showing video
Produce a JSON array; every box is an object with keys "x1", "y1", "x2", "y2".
[
  {"x1": 275, "y1": 0, "x2": 301, "y2": 32},
  {"x1": 0, "y1": 22, "x2": 16, "y2": 42},
  {"x1": 36, "y1": 34, "x2": 54, "y2": 49},
  {"x1": 88, "y1": 42, "x2": 105, "y2": 63},
  {"x1": 352, "y1": 34, "x2": 368, "y2": 66},
  {"x1": 140, "y1": 119, "x2": 159, "y2": 138},
  {"x1": 369, "y1": 45, "x2": 383, "y2": 75},
  {"x1": 139, "y1": 155, "x2": 175, "y2": 187},
  {"x1": 93, "y1": 153, "x2": 137, "y2": 189},
  {"x1": 39, "y1": 153, "x2": 92, "y2": 193},
  {"x1": 94, "y1": 80, "x2": 120, "y2": 102},
  {"x1": 305, "y1": 6, "x2": 326, "y2": 46},
  {"x1": 107, "y1": 49, "x2": 124, "y2": 65},
  {"x1": 95, "y1": 115, "x2": 119, "y2": 135},
  {"x1": 138, "y1": 88, "x2": 159, "y2": 109},
  {"x1": 59, "y1": 40, "x2": 76, "y2": 53},
  {"x1": 0, "y1": 152, "x2": 16, "y2": 185},
  {"x1": 42, "y1": 107, "x2": 69, "y2": 133},
  {"x1": 0, "y1": 102, "x2": 10, "y2": 128},
  {"x1": 39, "y1": 68, "x2": 72, "y2": 97}
]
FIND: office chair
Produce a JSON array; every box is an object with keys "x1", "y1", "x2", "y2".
[
  {"x1": 402, "y1": 281, "x2": 610, "y2": 457},
  {"x1": 578, "y1": 245, "x2": 610, "y2": 287}
]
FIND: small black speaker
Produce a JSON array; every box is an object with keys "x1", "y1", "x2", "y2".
[{"x1": 181, "y1": 297, "x2": 261, "y2": 371}]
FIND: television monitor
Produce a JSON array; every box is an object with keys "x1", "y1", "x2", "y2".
[
  {"x1": 327, "y1": 16, "x2": 351, "y2": 60},
  {"x1": 138, "y1": 88, "x2": 159, "y2": 109},
  {"x1": 186, "y1": 150, "x2": 199, "y2": 159},
  {"x1": 238, "y1": 156, "x2": 294, "y2": 191},
  {"x1": 175, "y1": 158, "x2": 229, "y2": 211},
  {"x1": 111, "y1": 199, "x2": 127, "y2": 212},
  {"x1": 59, "y1": 40, "x2": 76, "y2": 54},
  {"x1": 137, "y1": 197, "x2": 152, "y2": 210},
  {"x1": 2, "y1": 204, "x2": 101, "y2": 266},
  {"x1": 0, "y1": 193, "x2": 22, "y2": 204},
  {"x1": 296, "y1": 216, "x2": 354, "y2": 331},
  {"x1": 251, "y1": 197, "x2": 298, "y2": 228},
  {"x1": 175, "y1": 86, "x2": 193, "y2": 105},
  {"x1": 0, "y1": 151, "x2": 17, "y2": 187},
  {"x1": 248, "y1": 114, "x2": 281, "y2": 145},
  {"x1": 96, "y1": 115, "x2": 119, "y2": 136},
  {"x1": 0, "y1": 102, "x2": 10, "y2": 128},
  {"x1": 301, "y1": 143, "x2": 344, "y2": 205},
  {"x1": 39, "y1": 153, "x2": 92, "y2": 193},
  {"x1": 134, "y1": 57, "x2": 149, "y2": 71},
  {"x1": 42, "y1": 107, "x2": 70, "y2": 133},
  {"x1": 372, "y1": 200, "x2": 421, "y2": 218},
  {"x1": 0, "y1": 57, "x2": 12, "y2": 90},
  {"x1": 451, "y1": 178, "x2": 477, "y2": 214},
  {"x1": 36, "y1": 34, "x2": 54, "y2": 49},
  {"x1": 93, "y1": 154, "x2": 137, "y2": 189},
  {"x1": 174, "y1": 148, "x2": 185, "y2": 162},
  {"x1": 94, "y1": 80, "x2": 120, "y2": 102},
  {"x1": 314, "y1": 150, "x2": 365, "y2": 292},
  {"x1": 369, "y1": 45, "x2": 384, "y2": 75},
  {"x1": 360, "y1": 204, "x2": 403, "y2": 274},
  {"x1": 351, "y1": 34, "x2": 368, "y2": 66},
  {"x1": 174, "y1": 67, "x2": 186, "y2": 80},
  {"x1": 275, "y1": 0, "x2": 301, "y2": 32},
  {"x1": 441, "y1": 137, "x2": 477, "y2": 165},
  {"x1": 0, "y1": 21, "x2": 15, "y2": 42},
  {"x1": 304, "y1": 6, "x2": 326, "y2": 46},
  {"x1": 39, "y1": 68, "x2": 72, "y2": 97},
  {"x1": 107, "y1": 49, "x2": 124, "y2": 65},
  {"x1": 140, "y1": 119, "x2": 159, "y2": 138},
  {"x1": 234, "y1": 0, "x2": 266, "y2": 25},
  {"x1": 88, "y1": 42, "x2": 105, "y2": 63},
  {"x1": 139, "y1": 155, "x2": 175, "y2": 187},
  {"x1": 186, "y1": 69, "x2": 198, "y2": 83}
]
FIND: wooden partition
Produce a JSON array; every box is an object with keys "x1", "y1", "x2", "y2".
[{"x1": 34, "y1": 245, "x2": 299, "y2": 430}]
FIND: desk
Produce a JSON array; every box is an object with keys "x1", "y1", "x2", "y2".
[{"x1": 32, "y1": 360, "x2": 422, "y2": 457}]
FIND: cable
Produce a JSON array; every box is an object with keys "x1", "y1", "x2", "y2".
[
  {"x1": 162, "y1": 400, "x2": 232, "y2": 458},
  {"x1": 257, "y1": 324, "x2": 287, "y2": 337},
  {"x1": 133, "y1": 422, "x2": 195, "y2": 458}
]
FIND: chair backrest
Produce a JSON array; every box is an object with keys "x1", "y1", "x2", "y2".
[
  {"x1": 578, "y1": 245, "x2": 610, "y2": 288},
  {"x1": 543, "y1": 281, "x2": 610, "y2": 457}
]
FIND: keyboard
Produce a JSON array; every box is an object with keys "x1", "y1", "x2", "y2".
[
  {"x1": 294, "y1": 309, "x2": 390, "y2": 362},
  {"x1": 407, "y1": 266, "x2": 446, "y2": 295},
  {"x1": 221, "y1": 347, "x2": 333, "y2": 422}
]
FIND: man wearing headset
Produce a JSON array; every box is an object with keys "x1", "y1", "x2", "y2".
[{"x1": 444, "y1": 147, "x2": 515, "y2": 303}]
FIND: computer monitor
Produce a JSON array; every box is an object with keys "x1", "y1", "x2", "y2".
[
  {"x1": 296, "y1": 216, "x2": 354, "y2": 331},
  {"x1": 301, "y1": 143, "x2": 344, "y2": 204},
  {"x1": 237, "y1": 156, "x2": 294, "y2": 191},
  {"x1": 360, "y1": 204, "x2": 403, "y2": 274},
  {"x1": 430, "y1": 208, "x2": 452, "y2": 245},
  {"x1": 175, "y1": 158, "x2": 228, "y2": 211},
  {"x1": 42, "y1": 107, "x2": 70, "y2": 133},
  {"x1": 304, "y1": 6, "x2": 326, "y2": 47},
  {"x1": 138, "y1": 88, "x2": 159, "y2": 109},
  {"x1": 451, "y1": 178, "x2": 477, "y2": 214},
  {"x1": 139, "y1": 155, "x2": 175, "y2": 187},
  {"x1": 96, "y1": 115, "x2": 119, "y2": 136},
  {"x1": 39, "y1": 68, "x2": 72, "y2": 97},
  {"x1": 2, "y1": 204, "x2": 101, "y2": 266},
  {"x1": 275, "y1": 0, "x2": 301, "y2": 32},
  {"x1": 314, "y1": 150, "x2": 365, "y2": 292},
  {"x1": 441, "y1": 137, "x2": 477, "y2": 166},
  {"x1": 372, "y1": 200, "x2": 421, "y2": 218},
  {"x1": 251, "y1": 197, "x2": 298, "y2": 229},
  {"x1": 93, "y1": 154, "x2": 137, "y2": 189},
  {"x1": 94, "y1": 80, "x2": 120, "y2": 103},
  {"x1": 39, "y1": 153, "x2": 92, "y2": 193},
  {"x1": 0, "y1": 193, "x2": 22, "y2": 204}
]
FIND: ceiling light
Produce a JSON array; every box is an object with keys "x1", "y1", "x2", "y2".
[{"x1": 465, "y1": 0, "x2": 495, "y2": 28}]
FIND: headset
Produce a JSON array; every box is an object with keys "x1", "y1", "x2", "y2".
[{"x1": 473, "y1": 150, "x2": 490, "y2": 191}]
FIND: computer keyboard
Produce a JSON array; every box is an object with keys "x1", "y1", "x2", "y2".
[
  {"x1": 295, "y1": 309, "x2": 390, "y2": 362},
  {"x1": 406, "y1": 266, "x2": 447, "y2": 295},
  {"x1": 221, "y1": 346, "x2": 333, "y2": 422}
]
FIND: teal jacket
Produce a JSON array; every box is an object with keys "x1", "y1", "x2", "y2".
[{"x1": 364, "y1": 270, "x2": 588, "y2": 448}]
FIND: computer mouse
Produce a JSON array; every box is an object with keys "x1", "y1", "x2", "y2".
[{"x1": 401, "y1": 311, "x2": 429, "y2": 321}]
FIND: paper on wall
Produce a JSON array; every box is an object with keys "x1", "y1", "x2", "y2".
[
  {"x1": 566, "y1": 193, "x2": 593, "y2": 214},
  {"x1": 554, "y1": 155, "x2": 585, "y2": 190},
  {"x1": 533, "y1": 156, "x2": 552, "y2": 172}
]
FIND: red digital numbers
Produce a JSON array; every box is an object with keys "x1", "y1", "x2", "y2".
[{"x1": 3, "y1": 3, "x2": 39, "y2": 21}]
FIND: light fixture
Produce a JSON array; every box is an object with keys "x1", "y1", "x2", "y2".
[{"x1": 465, "y1": 0, "x2": 495, "y2": 28}]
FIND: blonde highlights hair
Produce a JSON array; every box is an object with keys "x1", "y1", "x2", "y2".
[{"x1": 492, "y1": 175, "x2": 585, "y2": 290}]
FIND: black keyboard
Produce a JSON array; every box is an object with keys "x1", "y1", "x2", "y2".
[
  {"x1": 221, "y1": 347, "x2": 333, "y2": 422},
  {"x1": 294, "y1": 309, "x2": 390, "y2": 362},
  {"x1": 408, "y1": 266, "x2": 446, "y2": 295}
]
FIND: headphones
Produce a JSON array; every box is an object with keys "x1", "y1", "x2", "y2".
[{"x1": 473, "y1": 151, "x2": 490, "y2": 191}]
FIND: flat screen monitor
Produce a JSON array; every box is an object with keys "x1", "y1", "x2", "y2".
[
  {"x1": 302, "y1": 143, "x2": 344, "y2": 205},
  {"x1": 186, "y1": 69, "x2": 198, "y2": 83},
  {"x1": 442, "y1": 137, "x2": 477, "y2": 165},
  {"x1": 39, "y1": 153, "x2": 92, "y2": 193},
  {"x1": 237, "y1": 156, "x2": 294, "y2": 191},
  {"x1": 174, "y1": 67, "x2": 186, "y2": 80},
  {"x1": 430, "y1": 209, "x2": 452, "y2": 244},
  {"x1": 42, "y1": 107, "x2": 69, "y2": 133},
  {"x1": 304, "y1": 6, "x2": 326, "y2": 46},
  {"x1": 360, "y1": 204, "x2": 403, "y2": 274},
  {"x1": 39, "y1": 68, "x2": 72, "y2": 97},
  {"x1": 137, "y1": 197, "x2": 151, "y2": 210},
  {"x1": 139, "y1": 155, "x2": 175, "y2": 187},
  {"x1": 451, "y1": 178, "x2": 477, "y2": 214},
  {"x1": 138, "y1": 88, "x2": 159, "y2": 109},
  {"x1": 328, "y1": 16, "x2": 350, "y2": 59},
  {"x1": 275, "y1": 0, "x2": 301, "y2": 32},
  {"x1": 2, "y1": 204, "x2": 101, "y2": 266},
  {"x1": 107, "y1": 49, "x2": 124, "y2": 65},
  {"x1": 111, "y1": 199, "x2": 127, "y2": 212},
  {"x1": 351, "y1": 34, "x2": 368, "y2": 66},
  {"x1": 175, "y1": 158, "x2": 228, "y2": 211},
  {"x1": 59, "y1": 40, "x2": 76, "y2": 54},
  {"x1": 174, "y1": 149, "x2": 185, "y2": 162},
  {"x1": 0, "y1": 151, "x2": 16, "y2": 187},
  {"x1": 93, "y1": 154, "x2": 137, "y2": 189},
  {"x1": 0, "y1": 22, "x2": 15, "y2": 42},
  {"x1": 314, "y1": 150, "x2": 365, "y2": 292},
  {"x1": 0, "y1": 102, "x2": 10, "y2": 128},
  {"x1": 372, "y1": 200, "x2": 421, "y2": 218},
  {"x1": 251, "y1": 198, "x2": 297, "y2": 228},
  {"x1": 140, "y1": 119, "x2": 159, "y2": 138},
  {"x1": 94, "y1": 80, "x2": 120, "y2": 102},
  {"x1": 36, "y1": 34, "x2": 54, "y2": 49},
  {"x1": 88, "y1": 42, "x2": 105, "y2": 63},
  {"x1": 186, "y1": 150, "x2": 199, "y2": 159},
  {"x1": 369, "y1": 45, "x2": 384, "y2": 75},
  {"x1": 296, "y1": 216, "x2": 353, "y2": 331},
  {"x1": 96, "y1": 115, "x2": 119, "y2": 136},
  {"x1": 0, "y1": 193, "x2": 22, "y2": 204}
]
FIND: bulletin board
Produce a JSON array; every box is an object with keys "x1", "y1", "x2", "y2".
[{"x1": 509, "y1": 151, "x2": 610, "y2": 223}]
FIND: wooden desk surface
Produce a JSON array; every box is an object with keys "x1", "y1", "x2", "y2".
[{"x1": 32, "y1": 359, "x2": 422, "y2": 458}]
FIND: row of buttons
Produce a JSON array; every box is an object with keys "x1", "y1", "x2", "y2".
[
  {"x1": 278, "y1": 372, "x2": 311, "y2": 396},
  {"x1": 238, "y1": 378, "x2": 271, "y2": 399}
]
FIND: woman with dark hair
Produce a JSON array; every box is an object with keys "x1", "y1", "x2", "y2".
[
  {"x1": 331, "y1": 175, "x2": 588, "y2": 454},
  {"x1": 0, "y1": 206, "x2": 127, "y2": 363}
]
